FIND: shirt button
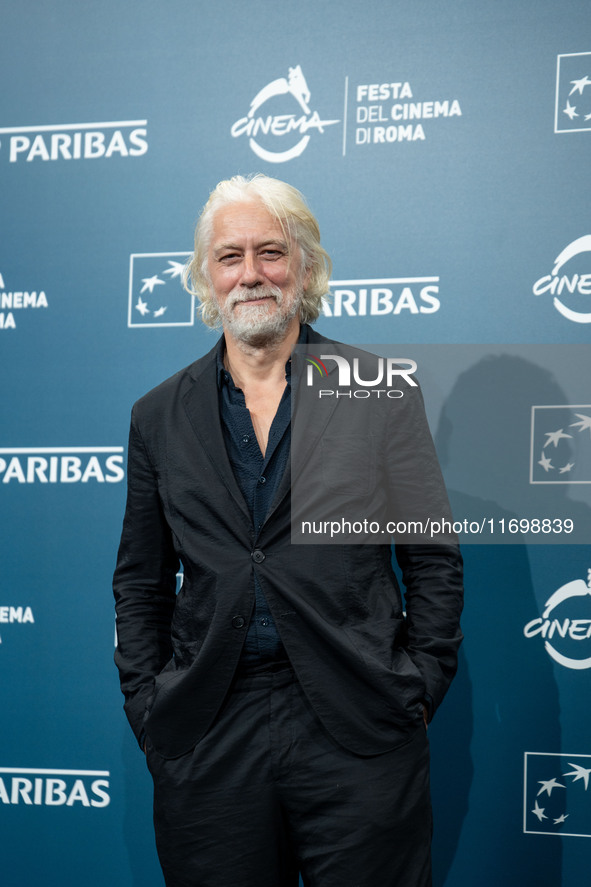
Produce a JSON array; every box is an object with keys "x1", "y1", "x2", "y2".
[
  {"x1": 251, "y1": 549, "x2": 265, "y2": 563},
  {"x1": 232, "y1": 615, "x2": 245, "y2": 629},
  {"x1": 258, "y1": 476, "x2": 266, "y2": 484},
  {"x1": 260, "y1": 618, "x2": 270, "y2": 627},
  {"x1": 241, "y1": 435, "x2": 250, "y2": 444}
]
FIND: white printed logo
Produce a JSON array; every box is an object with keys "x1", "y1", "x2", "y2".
[
  {"x1": 0, "y1": 606, "x2": 34, "y2": 647},
  {"x1": 555, "y1": 52, "x2": 591, "y2": 134},
  {"x1": 524, "y1": 752, "x2": 591, "y2": 837},
  {"x1": 0, "y1": 447, "x2": 125, "y2": 484},
  {"x1": 128, "y1": 253, "x2": 193, "y2": 327},
  {"x1": 0, "y1": 119, "x2": 148, "y2": 163},
  {"x1": 348, "y1": 79, "x2": 462, "y2": 151},
  {"x1": 231, "y1": 65, "x2": 339, "y2": 163},
  {"x1": 0, "y1": 271, "x2": 48, "y2": 331},
  {"x1": 524, "y1": 570, "x2": 591, "y2": 670},
  {"x1": 323, "y1": 277, "x2": 440, "y2": 318},
  {"x1": 533, "y1": 236, "x2": 591, "y2": 323},
  {"x1": 530, "y1": 405, "x2": 591, "y2": 484},
  {"x1": 0, "y1": 768, "x2": 110, "y2": 808}
]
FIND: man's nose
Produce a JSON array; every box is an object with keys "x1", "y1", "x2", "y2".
[{"x1": 240, "y1": 253, "x2": 263, "y2": 287}]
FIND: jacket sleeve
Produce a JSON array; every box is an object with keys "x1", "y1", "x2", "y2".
[
  {"x1": 113, "y1": 406, "x2": 179, "y2": 746},
  {"x1": 394, "y1": 542, "x2": 463, "y2": 720},
  {"x1": 388, "y1": 382, "x2": 464, "y2": 720}
]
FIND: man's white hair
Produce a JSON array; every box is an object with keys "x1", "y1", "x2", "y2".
[{"x1": 182, "y1": 174, "x2": 332, "y2": 328}]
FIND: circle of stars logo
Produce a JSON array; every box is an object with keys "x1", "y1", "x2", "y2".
[
  {"x1": 562, "y1": 74, "x2": 591, "y2": 125},
  {"x1": 136, "y1": 261, "x2": 186, "y2": 320},
  {"x1": 555, "y1": 53, "x2": 591, "y2": 134},
  {"x1": 525, "y1": 753, "x2": 591, "y2": 837},
  {"x1": 127, "y1": 252, "x2": 193, "y2": 328},
  {"x1": 531, "y1": 405, "x2": 591, "y2": 484},
  {"x1": 538, "y1": 412, "x2": 591, "y2": 477}
]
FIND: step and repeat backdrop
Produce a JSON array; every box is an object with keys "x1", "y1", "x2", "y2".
[{"x1": 2, "y1": 1, "x2": 590, "y2": 885}]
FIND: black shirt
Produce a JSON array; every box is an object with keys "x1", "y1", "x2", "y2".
[{"x1": 216, "y1": 325, "x2": 308, "y2": 661}]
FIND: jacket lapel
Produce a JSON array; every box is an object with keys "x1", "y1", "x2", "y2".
[
  {"x1": 180, "y1": 329, "x2": 342, "y2": 531},
  {"x1": 181, "y1": 343, "x2": 251, "y2": 524},
  {"x1": 263, "y1": 326, "x2": 341, "y2": 526}
]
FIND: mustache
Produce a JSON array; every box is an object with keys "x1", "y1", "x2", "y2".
[{"x1": 227, "y1": 285, "x2": 283, "y2": 309}]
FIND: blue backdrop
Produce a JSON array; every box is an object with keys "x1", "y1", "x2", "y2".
[{"x1": 2, "y1": 1, "x2": 590, "y2": 884}]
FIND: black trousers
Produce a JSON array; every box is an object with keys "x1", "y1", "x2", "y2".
[{"x1": 146, "y1": 662, "x2": 432, "y2": 887}]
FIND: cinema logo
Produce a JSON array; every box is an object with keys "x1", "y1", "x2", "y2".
[
  {"x1": 0, "y1": 119, "x2": 148, "y2": 164},
  {"x1": 0, "y1": 447, "x2": 125, "y2": 484},
  {"x1": 350, "y1": 79, "x2": 462, "y2": 149},
  {"x1": 0, "y1": 271, "x2": 49, "y2": 331},
  {"x1": 0, "y1": 768, "x2": 110, "y2": 808},
  {"x1": 533, "y1": 235, "x2": 591, "y2": 323},
  {"x1": 323, "y1": 277, "x2": 440, "y2": 317},
  {"x1": 231, "y1": 65, "x2": 339, "y2": 163},
  {"x1": 305, "y1": 352, "x2": 417, "y2": 399},
  {"x1": 524, "y1": 569, "x2": 591, "y2": 669},
  {"x1": 0, "y1": 606, "x2": 34, "y2": 646}
]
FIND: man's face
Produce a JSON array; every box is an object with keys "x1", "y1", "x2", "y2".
[{"x1": 207, "y1": 200, "x2": 307, "y2": 347}]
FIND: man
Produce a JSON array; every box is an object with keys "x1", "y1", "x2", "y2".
[{"x1": 113, "y1": 174, "x2": 463, "y2": 887}]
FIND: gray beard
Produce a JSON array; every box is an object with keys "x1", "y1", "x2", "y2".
[{"x1": 220, "y1": 284, "x2": 302, "y2": 349}]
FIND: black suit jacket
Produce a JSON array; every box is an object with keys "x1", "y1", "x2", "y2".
[{"x1": 113, "y1": 326, "x2": 463, "y2": 759}]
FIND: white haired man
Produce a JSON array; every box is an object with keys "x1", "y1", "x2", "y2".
[{"x1": 114, "y1": 174, "x2": 463, "y2": 887}]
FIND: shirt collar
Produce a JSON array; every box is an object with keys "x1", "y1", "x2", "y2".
[{"x1": 216, "y1": 324, "x2": 310, "y2": 390}]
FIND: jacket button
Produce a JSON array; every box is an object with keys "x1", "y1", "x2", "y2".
[
  {"x1": 251, "y1": 549, "x2": 265, "y2": 563},
  {"x1": 232, "y1": 615, "x2": 245, "y2": 629}
]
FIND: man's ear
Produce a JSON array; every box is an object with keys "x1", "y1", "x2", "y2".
[{"x1": 302, "y1": 264, "x2": 313, "y2": 291}]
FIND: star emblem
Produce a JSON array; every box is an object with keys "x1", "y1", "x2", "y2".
[
  {"x1": 135, "y1": 296, "x2": 150, "y2": 316},
  {"x1": 537, "y1": 777, "x2": 565, "y2": 797},
  {"x1": 563, "y1": 101, "x2": 578, "y2": 120},
  {"x1": 564, "y1": 763, "x2": 591, "y2": 790},
  {"x1": 140, "y1": 274, "x2": 166, "y2": 294},
  {"x1": 544, "y1": 429, "x2": 573, "y2": 448},
  {"x1": 538, "y1": 452, "x2": 553, "y2": 472},
  {"x1": 569, "y1": 75, "x2": 591, "y2": 96},
  {"x1": 532, "y1": 800, "x2": 547, "y2": 822},
  {"x1": 559, "y1": 462, "x2": 575, "y2": 474},
  {"x1": 570, "y1": 413, "x2": 591, "y2": 437},
  {"x1": 163, "y1": 260, "x2": 186, "y2": 279},
  {"x1": 129, "y1": 252, "x2": 194, "y2": 328}
]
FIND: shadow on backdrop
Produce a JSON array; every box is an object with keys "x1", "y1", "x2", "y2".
[{"x1": 427, "y1": 353, "x2": 583, "y2": 885}]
